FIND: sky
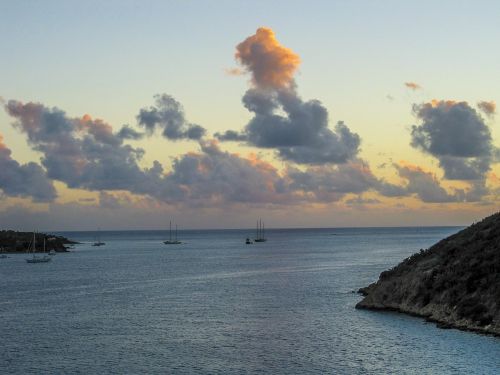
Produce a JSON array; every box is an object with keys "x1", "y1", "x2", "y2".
[{"x1": 0, "y1": 0, "x2": 499, "y2": 230}]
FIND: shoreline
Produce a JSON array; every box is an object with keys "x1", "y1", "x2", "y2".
[
  {"x1": 355, "y1": 211, "x2": 500, "y2": 338},
  {"x1": 356, "y1": 297, "x2": 500, "y2": 338}
]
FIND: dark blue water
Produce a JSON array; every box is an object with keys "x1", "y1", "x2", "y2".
[{"x1": 1, "y1": 227, "x2": 499, "y2": 374}]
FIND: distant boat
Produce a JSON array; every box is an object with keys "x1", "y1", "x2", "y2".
[
  {"x1": 254, "y1": 219, "x2": 267, "y2": 242},
  {"x1": 92, "y1": 228, "x2": 105, "y2": 247},
  {"x1": 245, "y1": 238, "x2": 253, "y2": 244},
  {"x1": 48, "y1": 249, "x2": 56, "y2": 255},
  {"x1": 164, "y1": 221, "x2": 182, "y2": 245},
  {"x1": 26, "y1": 232, "x2": 51, "y2": 263}
]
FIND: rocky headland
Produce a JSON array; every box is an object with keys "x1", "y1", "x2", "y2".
[
  {"x1": 356, "y1": 212, "x2": 500, "y2": 336},
  {"x1": 0, "y1": 230, "x2": 77, "y2": 253}
]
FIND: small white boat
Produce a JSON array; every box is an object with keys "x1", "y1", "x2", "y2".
[
  {"x1": 49, "y1": 249, "x2": 56, "y2": 256},
  {"x1": 26, "y1": 232, "x2": 51, "y2": 263}
]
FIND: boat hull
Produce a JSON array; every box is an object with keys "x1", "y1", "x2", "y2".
[{"x1": 26, "y1": 256, "x2": 52, "y2": 263}]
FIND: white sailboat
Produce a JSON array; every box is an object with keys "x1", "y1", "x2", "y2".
[
  {"x1": 26, "y1": 232, "x2": 51, "y2": 263},
  {"x1": 164, "y1": 221, "x2": 182, "y2": 245},
  {"x1": 254, "y1": 219, "x2": 267, "y2": 242},
  {"x1": 92, "y1": 228, "x2": 105, "y2": 246}
]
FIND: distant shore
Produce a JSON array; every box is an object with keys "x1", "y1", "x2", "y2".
[{"x1": 0, "y1": 230, "x2": 78, "y2": 254}]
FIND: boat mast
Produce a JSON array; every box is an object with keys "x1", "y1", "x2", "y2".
[
  {"x1": 169, "y1": 221, "x2": 172, "y2": 241},
  {"x1": 175, "y1": 224, "x2": 178, "y2": 241}
]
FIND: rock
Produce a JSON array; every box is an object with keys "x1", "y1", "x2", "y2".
[
  {"x1": 356, "y1": 211, "x2": 500, "y2": 337},
  {"x1": 0, "y1": 230, "x2": 78, "y2": 253}
]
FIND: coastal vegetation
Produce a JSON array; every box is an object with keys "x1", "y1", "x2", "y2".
[
  {"x1": 0, "y1": 230, "x2": 76, "y2": 253},
  {"x1": 356, "y1": 212, "x2": 500, "y2": 336}
]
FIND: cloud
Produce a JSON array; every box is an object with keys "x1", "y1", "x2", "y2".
[
  {"x1": 286, "y1": 160, "x2": 411, "y2": 202},
  {"x1": 390, "y1": 162, "x2": 487, "y2": 203},
  {"x1": 5, "y1": 100, "x2": 154, "y2": 192},
  {"x1": 394, "y1": 163, "x2": 458, "y2": 203},
  {"x1": 405, "y1": 82, "x2": 422, "y2": 91},
  {"x1": 241, "y1": 89, "x2": 361, "y2": 164},
  {"x1": 117, "y1": 125, "x2": 144, "y2": 140},
  {"x1": 78, "y1": 197, "x2": 96, "y2": 203},
  {"x1": 235, "y1": 27, "x2": 300, "y2": 90},
  {"x1": 287, "y1": 161, "x2": 377, "y2": 202},
  {"x1": 0, "y1": 133, "x2": 56, "y2": 202},
  {"x1": 137, "y1": 94, "x2": 206, "y2": 140},
  {"x1": 99, "y1": 191, "x2": 122, "y2": 209},
  {"x1": 224, "y1": 67, "x2": 244, "y2": 76},
  {"x1": 5, "y1": 100, "x2": 363, "y2": 206},
  {"x1": 4, "y1": 95, "x2": 405, "y2": 207},
  {"x1": 214, "y1": 129, "x2": 248, "y2": 142},
  {"x1": 345, "y1": 197, "x2": 381, "y2": 205},
  {"x1": 477, "y1": 100, "x2": 496, "y2": 117},
  {"x1": 7, "y1": 95, "x2": 485, "y2": 209},
  {"x1": 410, "y1": 100, "x2": 495, "y2": 181},
  {"x1": 161, "y1": 140, "x2": 299, "y2": 206},
  {"x1": 217, "y1": 28, "x2": 361, "y2": 165}
]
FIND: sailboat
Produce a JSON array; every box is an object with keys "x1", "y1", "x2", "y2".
[
  {"x1": 164, "y1": 221, "x2": 182, "y2": 245},
  {"x1": 92, "y1": 228, "x2": 105, "y2": 247},
  {"x1": 26, "y1": 232, "x2": 52, "y2": 263},
  {"x1": 254, "y1": 219, "x2": 267, "y2": 242}
]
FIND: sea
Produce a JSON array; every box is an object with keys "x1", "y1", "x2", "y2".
[{"x1": 0, "y1": 227, "x2": 499, "y2": 374}]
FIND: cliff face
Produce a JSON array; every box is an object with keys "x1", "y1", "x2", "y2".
[{"x1": 356, "y1": 212, "x2": 500, "y2": 336}]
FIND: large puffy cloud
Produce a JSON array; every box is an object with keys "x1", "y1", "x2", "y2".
[
  {"x1": 160, "y1": 140, "x2": 297, "y2": 205},
  {"x1": 394, "y1": 163, "x2": 458, "y2": 203},
  {"x1": 235, "y1": 27, "x2": 300, "y2": 89},
  {"x1": 410, "y1": 100, "x2": 495, "y2": 181},
  {"x1": 285, "y1": 160, "x2": 412, "y2": 203},
  {"x1": 0, "y1": 134, "x2": 56, "y2": 202},
  {"x1": 2, "y1": 98, "x2": 417, "y2": 207},
  {"x1": 217, "y1": 28, "x2": 361, "y2": 165},
  {"x1": 287, "y1": 162, "x2": 379, "y2": 202},
  {"x1": 7, "y1": 95, "x2": 486, "y2": 209},
  {"x1": 392, "y1": 162, "x2": 488, "y2": 203},
  {"x1": 6, "y1": 100, "x2": 156, "y2": 192},
  {"x1": 137, "y1": 94, "x2": 206, "y2": 140},
  {"x1": 5, "y1": 100, "x2": 370, "y2": 206}
]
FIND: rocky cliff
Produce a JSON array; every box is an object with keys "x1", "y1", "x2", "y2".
[{"x1": 356, "y1": 212, "x2": 500, "y2": 336}]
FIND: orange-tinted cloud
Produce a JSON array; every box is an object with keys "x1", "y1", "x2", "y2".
[
  {"x1": 224, "y1": 67, "x2": 244, "y2": 76},
  {"x1": 477, "y1": 100, "x2": 496, "y2": 116},
  {"x1": 0, "y1": 134, "x2": 9, "y2": 153},
  {"x1": 405, "y1": 82, "x2": 422, "y2": 90},
  {"x1": 236, "y1": 27, "x2": 300, "y2": 89}
]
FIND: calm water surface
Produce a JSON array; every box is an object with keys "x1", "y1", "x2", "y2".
[{"x1": 1, "y1": 227, "x2": 499, "y2": 374}]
